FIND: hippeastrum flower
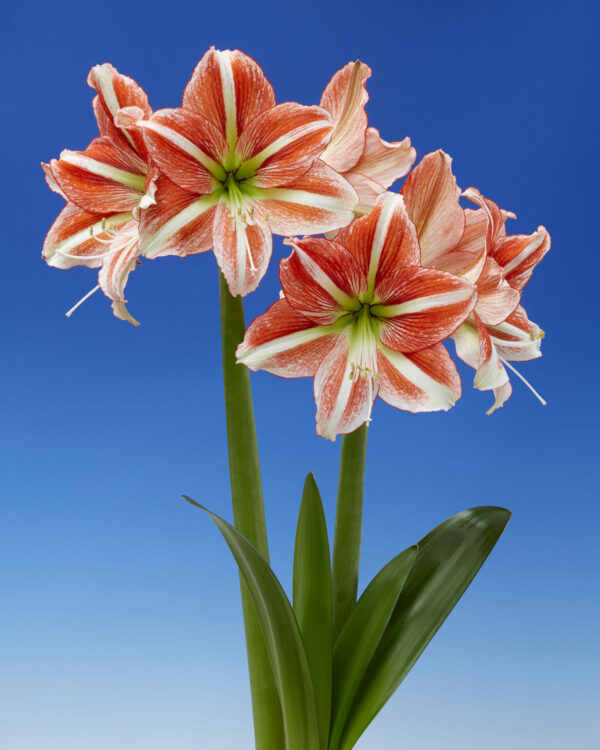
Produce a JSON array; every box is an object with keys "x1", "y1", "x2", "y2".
[
  {"x1": 401, "y1": 151, "x2": 550, "y2": 413},
  {"x1": 237, "y1": 192, "x2": 477, "y2": 439},
  {"x1": 135, "y1": 48, "x2": 358, "y2": 297},
  {"x1": 319, "y1": 61, "x2": 416, "y2": 215},
  {"x1": 42, "y1": 64, "x2": 155, "y2": 325}
]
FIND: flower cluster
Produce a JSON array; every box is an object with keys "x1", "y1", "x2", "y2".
[{"x1": 43, "y1": 48, "x2": 549, "y2": 437}]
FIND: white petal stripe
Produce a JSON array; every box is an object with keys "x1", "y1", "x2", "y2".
[
  {"x1": 372, "y1": 287, "x2": 474, "y2": 317},
  {"x1": 379, "y1": 343, "x2": 456, "y2": 409},
  {"x1": 295, "y1": 246, "x2": 357, "y2": 309},
  {"x1": 502, "y1": 230, "x2": 546, "y2": 274},
  {"x1": 60, "y1": 152, "x2": 146, "y2": 191},
  {"x1": 258, "y1": 187, "x2": 352, "y2": 213},
  {"x1": 367, "y1": 193, "x2": 402, "y2": 290},
  {"x1": 240, "y1": 120, "x2": 330, "y2": 175},
  {"x1": 45, "y1": 212, "x2": 133, "y2": 262},
  {"x1": 138, "y1": 120, "x2": 225, "y2": 178},
  {"x1": 217, "y1": 51, "x2": 238, "y2": 150},
  {"x1": 238, "y1": 325, "x2": 332, "y2": 371},
  {"x1": 93, "y1": 65, "x2": 137, "y2": 150},
  {"x1": 140, "y1": 194, "x2": 220, "y2": 258}
]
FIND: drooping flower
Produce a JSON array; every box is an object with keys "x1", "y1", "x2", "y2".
[
  {"x1": 237, "y1": 192, "x2": 477, "y2": 439},
  {"x1": 400, "y1": 151, "x2": 550, "y2": 412},
  {"x1": 135, "y1": 48, "x2": 358, "y2": 297},
  {"x1": 319, "y1": 61, "x2": 416, "y2": 215},
  {"x1": 42, "y1": 64, "x2": 155, "y2": 325}
]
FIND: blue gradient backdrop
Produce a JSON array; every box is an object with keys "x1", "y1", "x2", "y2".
[{"x1": 1, "y1": 1, "x2": 598, "y2": 748}]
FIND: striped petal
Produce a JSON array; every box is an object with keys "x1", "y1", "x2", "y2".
[
  {"x1": 373, "y1": 267, "x2": 476, "y2": 352},
  {"x1": 236, "y1": 299, "x2": 337, "y2": 378},
  {"x1": 88, "y1": 63, "x2": 152, "y2": 158},
  {"x1": 377, "y1": 342, "x2": 461, "y2": 413},
  {"x1": 138, "y1": 174, "x2": 219, "y2": 259},
  {"x1": 50, "y1": 137, "x2": 147, "y2": 214},
  {"x1": 183, "y1": 48, "x2": 276, "y2": 149},
  {"x1": 351, "y1": 128, "x2": 416, "y2": 188},
  {"x1": 256, "y1": 159, "x2": 357, "y2": 236},
  {"x1": 335, "y1": 192, "x2": 420, "y2": 292},
  {"x1": 492, "y1": 226, "x2": 550, "y2": 291},
  {"x1": 234, "y1": 103, "x2": 333, "y2": 187},
  {"x1": 343, "y1": 172, "x2": 386, "y2": 213},
  {"x1": 315, "y1": 333, "x2": 378, "y2": 440},
  {"x1": 488, "y1": 305, "x2": 544, "y2": 362},
  {"x1": 97, "y1": 222, "x2": 141, "y2": 326},
  {"x1": 43, "y1": 203, "x2": 133, "y2": 269},
  {"x1": 401, "y1": 150, "x2": 464, "y2": 266},
  {"x1": 320, "y1": 61, "x2": 371, "y2": 173},
  {"x1": 280, "y1": 237, "x2": 365, "y2": 324},
  {"x1": 212, "y1": 199, "x2": 272, "y2": 296},
  {"x1": 138, "y1": 108, "x2": 228, "y2": 192},
  {"x1": 475, "y1": 258, "x2": 520, "y2": 326}
]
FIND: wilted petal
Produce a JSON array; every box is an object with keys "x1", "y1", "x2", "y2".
[
  {"x1": 183, "y1": 48, "x2": 276, "y2": 147},
  {"x1": 139, "y1": 174, "x2": 219, "y2": 259},
  {"x1": 315, "y1": 333, "x2": 377, "y2": 440},
  {"x1": 212, "y1": 199, "x2": 272, "y2": 296},
  {"x1": 234, "y1": 103, "x2": 332, "y2": 187},
  {"x1": 50, "y1": 137, "x2": 147, "y2": 214},
  {"x1": 402, "y1": 150, "x2": 464, "y2": 266},
  {"x1": 257, "y1": 159, "x2": 357, "y2": 236},
  {"x1": 237, "y1": 298, "x2": 337, "y2": 377},
  {"x1": 374, "y1": 267, "x2": 476, "y2": 352},
  {"x1": 335, "y1": 192, "x2": 420, "y2": 289},
  {"x1": 320, "y1": 61, "x2": 371, "y2": 173},
  {"x1": 352, "y1": 129, "x2": 416, "y2": 188},
  {"x1": 280, "y1": 237, "x2": 365, "y2": 324},
  {"x1": 377, "y1": 342, "x2": 461, "y2": 412}
]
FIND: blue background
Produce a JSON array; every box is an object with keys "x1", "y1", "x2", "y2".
[{"x1": 1, "y1": 1, "x2": 598, "y2": 748}]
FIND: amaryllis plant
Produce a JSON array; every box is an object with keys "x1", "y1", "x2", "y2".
[{"x1": 42, "y1": 48, "x2": 550, "y2": 750}]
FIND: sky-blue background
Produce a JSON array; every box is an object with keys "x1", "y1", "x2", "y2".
[{"x1": 1, "y1": 1, "x2": 598, "y2": 748}]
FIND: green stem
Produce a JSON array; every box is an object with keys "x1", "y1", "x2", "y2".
[
  {"x1": 219, "y1": 272, "x2": 284, "y2": 750},
  {"x1": 331, "y1": 422, "x2": 369, "y2": 641}
]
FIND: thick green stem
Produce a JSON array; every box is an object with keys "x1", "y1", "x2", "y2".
[
  {"x1": 219, "y1": 272, "x2": 284, "y2": 750},
  {"x1": 331, "y1": 422, "x2": 369, "y2": 641}
]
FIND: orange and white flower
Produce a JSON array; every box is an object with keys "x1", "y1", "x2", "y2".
[
  {"x1": 42, "y1": 64, "x2": 155, "y2": 325},
  {"x1": 136, "y1": 48, "x2": 358, "y2": 297},
  {"x1": 400, "y1": 151, "x2": 550, "y2": 412},
  {"x1": 319, "y1": 61, "x2": 416, "y2": 215},
  {"x1": 237, "y1": 192, "x2": 476, "y2": 439}
]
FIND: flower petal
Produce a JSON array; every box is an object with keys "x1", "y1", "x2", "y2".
[
  {"x1": 280, "y1": 237, "x2": 365, "y2": 324},
  {"x1": 475, "y1": 258, "x2": 520, "y2": 326},
  {"x1": 212, "y1": 199, "x2": 272, "y2": 296},
  {"x1": 492, "y1": 226, "x2": 550, "y2": 291},
  {"x1": 182, "y1": 48, "x2": 276, "y2": 148},
  {"x1": 319, "y1": 61, "x2": 371, "y2": 173},
  {"x1": 401, "y1": 150, "x2": 464, "y2": 266},
  {"x1": 43, "y1": 203, "x2": 133, "y2": 269},
  {"x1": 352, "y1": 128, "x2": 416, "y2": 188},
  {"x1": 88, "y1": 63, "x2": 152, "y2": 158},
  {"x1": 256, "y1": 159, "x2": 357, "y2": 236},
  {"x1": 234, "y1": 103, "x2": 332, "y2": 187},
  {"x1": 138, "y1": 174, "x2": 219, "y2": 259},
  {"x1": 237, "y1": 298, "x2": 336, "y2": 377},
  {"x1": 377, "y1": 342, "x2": 461, "y2": 412},
  {"x1": 138, "y1": 108, "x2": 228, "y2": 192},
  {"x1": 373, "y1": 266, "x2": 476, "y2": 352},
  {"x1": 488, "y1": 305, "x2": 544, "y2": 362},
  {"x1": 335, "y1": 192, "x2": 420, "y2": 290},
  {"x1": 50, "y1": 137, "x2": 147, "y2": 214},
  {"x1": 315, "y1": 333, "x2": 377, "y2": 440},
  {"x1": 343, "y1": 172, "x2": 385, "y2": 214},
  {"x1": 97, "y1": 222, "x2": 141, "y2": 326}
]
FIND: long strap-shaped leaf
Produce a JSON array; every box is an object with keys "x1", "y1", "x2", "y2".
[
  {"x1": 293, "y1": 474, "x2": 332, "y2": 750},
  {"x1": 338, "y1": 506, "x2": 510, "y2": 750},
  {"x1": 184, "y1": 497, "x2": 321, "y2": 750},
  {"x1": 328, "y1": 546, "x2": 418, "y2": 750}
]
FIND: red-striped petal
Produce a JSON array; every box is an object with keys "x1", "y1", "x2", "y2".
[
  {"x1": 377, "y1": 342, "x2": 461, "y2": 413},
  {"x1": 492, "y1": 226, "x2": 550, "y2": 291},
  {"x1": 50, "y1": 137, "x2": 147, "y2": 214},
  {"x1": 488, "y1": 305, "x2": 544, "y2": 362},
  {"x1": 401, "y1": 150, "x2": 464, "y2": 266},
  {"x1": 234, "y1": 103, "x2": 333, "y2": 187},
  {"x1": 280, "y1": 237, "x2": 366, "y2": 324},
  {"x1": 237, "y1": 298, "x2": 336, "y2": 378},
  {"x1": 97, "y1": 223, "x2": 141, "y2": 326},
  {"x1": 475, "y1": 258, "x2": 520, "y2": 326},
  {"x1": 183, "y1": 48, "x2": 276, "y2": 146},
  {"x1": 257, "y1": 159, "x2": 357, "y2": 236},
  {"x1": 319, "y1": 61, "x2": 371, "y2": 173},
  {"x1": 351, "y1": 128, "x2": 416, "y2": 188}
]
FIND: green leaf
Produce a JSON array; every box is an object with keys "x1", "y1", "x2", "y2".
[
  {"x1": 339, "y1": 506, "x2": 511, "y2": 750},
  {"x1": 329, "y1": 546, "x2": 418, "y2": 750},
  {"x1": 293, "y1": 474, "x2": 332, "y2": 750},
  {"x1": 183, "y1": 496, "x2": 321, "y2": 750}
]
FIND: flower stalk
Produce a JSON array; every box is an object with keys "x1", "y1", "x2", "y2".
[
  {"x1": 218, "y1": 271, "x2": 284, "y2": 750},
  {"x1": 332, "y1": 422, "x2": 369, "y2": 640}
]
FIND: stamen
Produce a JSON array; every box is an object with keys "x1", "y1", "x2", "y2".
[
  {"x1": 66, "y1": 285, "x2": 100, "y2": 317},
  {"x1": 501, "y1": 358, "x2": 547, "y2": 406}
]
